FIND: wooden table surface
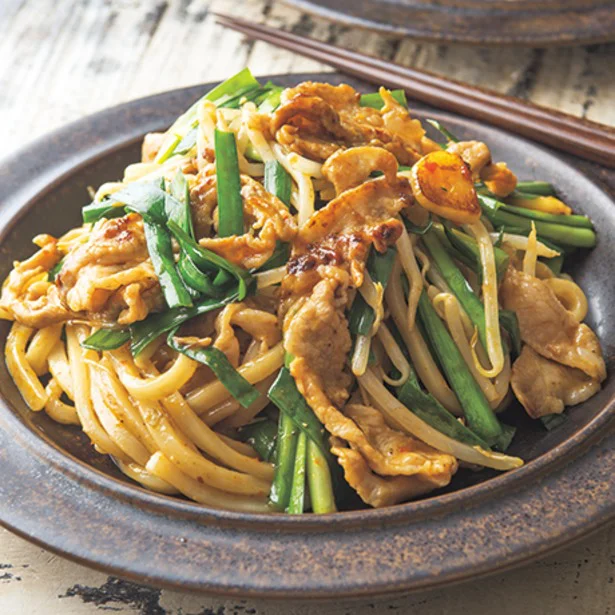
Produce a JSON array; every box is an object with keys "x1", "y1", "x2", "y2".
[{"x1": 0, "y1": 1, "x2": 614, "y2": 613}]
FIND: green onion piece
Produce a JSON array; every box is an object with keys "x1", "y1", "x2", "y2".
[
  {"x1": 488, "y1": 224, "x2": 576, "y2": 256},
  {"x1": 204, "y1": 67, "x2": 261, "y2": 105},
  {"x1": 216, "y1": 84, "x2": 265, "y2": 110},
  {"x1": 397, "y1": 373, "x2": 490, "y2": 449},
  {"x1": 267, "y1": 368, "x2": 330, "y2": 459},
  {"x1": 499, "y1": 309, "x2": 522, "y2": 357},
  {"x1": 239, "y1": 418, "x2": 278, "y2": 462},
  {"x1": 359, "y1": 89, "x2": 407, "y2": 109},
  {"x1": 348, "y1": 294, "x2": 374, "y2": 337},
  {"x1": 269, "y1": 413, "x2": 299, "y2": 511},
  {"x1": 173, "y1": 127, "x2": 197, "y2": 157},
  {"x1": 213, "y1": 269, "x2": 234, "y2": 287},
  {"x1": 368, "y1": 247, "x2": 397, "y2": 286},
  {"x1": 248, "y1": 82, "x2": 283, "y2": 106},
  {"x1": 177, "y1": 253, "x2": 223, "y2": 296},
  {"x1": 47, "y1": 258, "x2": 65, "y2": 282},
  {"x1": 217, "y1": 82, "x2": 281, "y2": 112},
  {"x1": 510, "y1": 190, "x2": 545, "y2": 201},
  {"x1": 480, "y1": 194, "x2": 594, "y2": 230},
  {"x1": 480, "y1": 195, "x2": 596, "y2": 248},
  {"x1": 114, "y1": 178, "x2": 200, "y2": 306},
  {"x1": 264, "y1": 160, "x2": 292, "y2": 206},
  {"x1": 112, "y1": 180, "x2": 167, "y2": 223},
  {"x1": 81, "y1": 329, "x2": 131, "y2": 351},
  {"x1": 431, "y1": 225, "x2": 477, "y2": 273},
  {"x1": 167, "y1": 219, "x2": 253, "y2": 301},
  {"x1": 167, "y1": 330, "x2": 259, "y2": 408},
  {"x1": 82, "y1": 202, "x2": 126, "y2": 224},
  {"x1": 423, "y1": 230, "x2": 491, "y2": 356},
  {"x1": 155, "y1": 68, "x2": 261, "y2": 164},
  {"x1": 426, "y1": 119, "x2": 459, "y2": 143},
  {"x1": 443, "y1": 224, "x2": 509, "y2": 282},
  {"x1": 503, "y1": 202, "x2": 593, "y2": 229},
  {"x1": 515, "y1": 181, "x2": 555, "y2": 196},
  {"x1": 258, "y1": 88, "x2": 284, "y2": 113},
  {"x1": 287, "y1": 431, "x2": 308, "y2": 514},
  {"x1": 348, "y1": 248, "x2": 397, "y2": 336},
  {"x1": 168, "y1": 171, "x2": 194, "y2": 235},
  {"x1": 169, "y1": 171, "x2": 215, "y2": 297},
  {"x1": 480, "y1": 210, "x2": 596, "y2": 248},
  {"x1": 417, "y1": 291, "x2": 507, "y2": 449},
  {"x1": 214, "y1": 128, "x2": 244, "y2": 237},
  {"x1": 307, "y1": 440, "x2": 337, "y2": 514},
  {"x1": 129, "y1": 293, "x2": 237, "y2": 357},
  {"x1": 541, "y1": 413, "x2": 567, "y2": 430},
  {"x1": 143, "y1": 222, "x2": 193, "y2": 309}
]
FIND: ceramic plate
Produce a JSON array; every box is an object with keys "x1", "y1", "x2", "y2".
[
  {"x1": 283, "y1": 0, "x2": 615, "y2": 46},
  {"x1": 0, "y1": 73, "x2": 613, "y2": 598}
]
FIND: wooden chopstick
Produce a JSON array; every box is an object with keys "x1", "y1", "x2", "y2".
[{"x1": 215, "y1": 13, "x2": 615, "y2": 169}]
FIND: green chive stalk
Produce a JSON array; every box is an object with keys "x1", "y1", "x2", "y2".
[
  {"x1": 214, "y1": 128, "x2": 244, "y2": 237},
  {"x1": 417, "y1": 291, "x2": 507, "y2": 449},
  {"x1": 269, "y1": 413, "x2": 299, "y2": 511},
  {"x1": 307, "y1": 440, "x2": 337, "y2": 514},
  {"x1": 287, "y1": 432, "x2": 308, "y2": 514}
]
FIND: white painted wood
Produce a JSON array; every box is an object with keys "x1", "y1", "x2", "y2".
[
  {"x1": 1, "y1": 525, "x2": 613, "y2": 613},
  {"x1": 0, "y1": 1, "x2": 613, "y2": 612}
]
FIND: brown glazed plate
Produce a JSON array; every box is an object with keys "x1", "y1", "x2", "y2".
[
  {"x1": 283, "y1": 0, "x2": 615, "y2": 46},
  {"x1": 0, "y1": 73, "x2": 613, "y2": 599}
]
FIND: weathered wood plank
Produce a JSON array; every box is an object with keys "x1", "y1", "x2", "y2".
[
  {"x1": 1, "y1": 0, "x2": 613, "y2": 156},
  {"x1": 0, "y1": 525, "x2": 613, "y2": 613}
]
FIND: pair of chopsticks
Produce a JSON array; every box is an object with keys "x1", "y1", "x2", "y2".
[{"x1": 215, "y1": 13, "x2": 615, "y2": 169}]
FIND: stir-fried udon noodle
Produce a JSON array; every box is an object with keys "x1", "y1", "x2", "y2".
[{"x1": 1, "y1": 70, "x2": 606, "y2": 513}]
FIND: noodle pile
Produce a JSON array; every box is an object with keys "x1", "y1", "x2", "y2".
[{"x1": 0, "y1": 70, "x2": 606, "y2": 513}]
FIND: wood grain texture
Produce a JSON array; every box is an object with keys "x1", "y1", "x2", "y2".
[
  {"x1": 1, "y1": 525, "x2": 614, "y2": 614},
  {"x1": 0, "y1": 0, "x2": 613, "y2": 613}
]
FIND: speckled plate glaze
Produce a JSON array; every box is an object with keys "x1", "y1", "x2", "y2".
[
  {"x1": 0, "y1": 73, "x2": 613, "y2": 599},
  {"x1": 283, "y1": 0, "x2": 615, "y2": 46}
]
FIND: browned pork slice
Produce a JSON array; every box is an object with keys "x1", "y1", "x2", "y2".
[
  {"x1": 283, "y1": 159, "x2": 411, "y2": 304},
  {"x1": 271, "y1": 82, "x2": 425, "y2": 165},
  {"x1": 447, "y1": 140, "x2": 517, "y2": 197},
  {"x1": 282, "y1": 162, "x2": 411, "y2": 388},
  {"x1": 343, "y1": 404, "x2": 457, "y2": 478},
  {"x1": 284, "y1": 277, "x2": 353, "y2": 409},
  {"x1": 213, "y1": 303, "x2": 281, "y2": 367},
  {"x1": 331, "y1": 444, "x2": 454, "y2": 508},
  {"x1": 500, "y1": 267, "x2": 605, "y2": 382},
  {"x1": 322, "y1": 146, "x2": 400, "y2": 196},
  {"x1": 0, "y1": 238, "x2": 70, "y2": 328},
  {"x1": 511, "y1": 346, "x2": 601, "y2": 418},
  {"x1": 280, "y1": 163, "x2": 454, "y2": 506},
  {"x1": 192, "y1": 174, "x2": 297, "y2": 270},
  {"x1": 447, "y1": 141, "x2": 492, "y2": 177},
  {"x1": 56, "y1": 214, "x2": 163, "y2": 325}
]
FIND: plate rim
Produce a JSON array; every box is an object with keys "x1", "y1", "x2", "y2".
[{"x1": 0, "y1": 73, "x2": 613, "y2": 598}]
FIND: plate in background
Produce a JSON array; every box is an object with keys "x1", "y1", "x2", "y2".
[{"x1": 283, "y1": 0, "x2": 615, "y2": 46}]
